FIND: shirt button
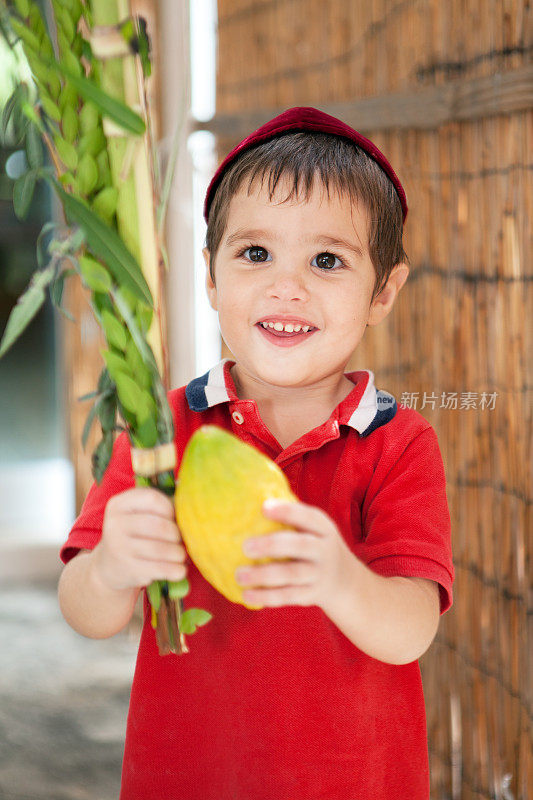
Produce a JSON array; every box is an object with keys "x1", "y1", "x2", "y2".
[{"x1": 232, "y1": 410, "x2": 244, "y2": 425}]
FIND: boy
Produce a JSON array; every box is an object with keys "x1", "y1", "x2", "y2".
[{"x1": 58, "y1": 106, "x2": 454, "y2": 799}]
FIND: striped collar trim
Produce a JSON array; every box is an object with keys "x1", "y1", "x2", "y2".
[{"x1": 185, "y1": 358, "x2": 397, "y2": 436}]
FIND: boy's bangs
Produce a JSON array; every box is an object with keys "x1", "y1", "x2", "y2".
[{"x1": 244, "y1": 160, "x2": 363, "y2": 213}]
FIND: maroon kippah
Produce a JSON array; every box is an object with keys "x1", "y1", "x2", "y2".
[{"x1": 203, "y1": 106, "x2": 408, "y2": 224}]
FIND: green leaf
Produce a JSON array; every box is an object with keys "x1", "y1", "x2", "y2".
[
  {"x1": 112, "y1": 287, "x2": 175, "y2": 445},
  {"x1": 57, "y1": 5, "x2": 75, "y2": 42},
  {"x1": 25, "y1": 123, "x2": 43, "y2": 168},
  {"x1": 20, "y1": 102, "x2": 45, "y2": 134},
  {"x1": 79, "y1": 101, "x2": 99, "y2": 134},
  {"x1": 95, "y1": 148, "x2": 111, "y2": 188},
  {"x1": 97, "y1": 367, "x2": 114, "y2": 394},
  {"x1": 121, "y1": 287, "x2": 140, "y2": 313},
  {"x1": 49, "y1": 268, "x2": 75, "y2": 321},
  {"x1": 13, "y1": 170, "x2": 37, "y2": 220},
  {"x1": 146, "y1": 581, "x2": 161, "y2": 613},
  {"x1": 52, "y1": 183, "x2": 153, "y2": 306},
  {"x1": 91, "y1": 186, "x2": 118, "y2": 224},
  {"x1": 136, "y1": 305, "x2": 153, "y2": 335},
  {"x1": 61, "y1": 104, "x2": 78, "y2": 143},
  {"x1": 1, "y1": 87, "x2": 19, "y2": 145},
  {"x1": 55, "y1": 64, "x2": 146, "y2": 135},
  {"x1": 78, "y1": 127, "x2": 106, "y2": 157},
  {"x1": 125, "y1": 337, "x2": 151, "y2": 389},
  {"x1": 91, "y1": 431, "x2": 114, "y2": 483},
  {"x1": 101, "y1": 309, "x2": 127, "y2": 351},
  {"x1": 168, "y1": 579, "x2": 190, "y2": 600},
  {"x1": 13, "y1": 0, "x2": 30, "y2": 16},
  {"x1": 156, "y1": 471, "x2": 175, "y2": 495},
  {"x1": 92, "y1": 291, "x2": 113, "y2": 317},
  {"x1": 78, "y1": 389, "x2": 99, "y2": 402},
  {"x1": 136, "y1": 389, "x2": 157, "y2": 424},
  {"x1": 119, "y1": 16, "x2": 151, "y2": 78},
  {"x1": 9, "y1": 16, "x2": 40, "y2": 51},
  {"x1": 36, "y1": 221, "x2": 60, "y2": 269},
  {"x1": 114, "y1": 371, "x2": 144, "y2": 415},
  {"x1": 135, "y1": 415, "x2": 157, "y2": 447},
  {"x1": 58, "y1": 84, "x2": 78, "y2": 113},
  {"x1": 178, "y1": 608, "x2": 212, "y2": 635},
  {"x1": 9, "y1": 84, "x2": 30, "y2": 145},
  {"x1": 77, "y1": 152, "x2": 98, "y2": 195},
  {"x1": 78, "y1": 254, "x2": 112, "y2": 293},
  {"x1": 79, "y1": 35, "x2": 91, "y2": 60},
  {"x1": 49, "y1": 273, "x2": 64, "y2": 307},
  {"x1": 41, "y1": 95, "x2": 62, "y2": 123},
  {"x1": 101, "y1": 349, "x2": 131, "y2": 383},
  {"x1": 25, "y1": 52, "x2": 60, "y2": 99},
  {"x1": 81, "y1": 401, "x2": 98, "y2": 449},
  {"x1": 95, "y1": 392, "x2": 117, "y2": 432},
  {"x1": 0, "y1": 264, "x2": 55, "y2": 358},
  {"x1": 58, "y1": 172, "x2": 79, "y2": 193},
  {"x1": 60, "y1": 48, "x2": 82, "y2": 77},
  {"x1": 79, "y1": 0, "x2": 92, "y2": 25},
  {"x1": 112, "y1": 288, "x2": 157, "y2": 372},
  {"x1": 55, "y1": 135, "x2": 78, "y2": 169}
]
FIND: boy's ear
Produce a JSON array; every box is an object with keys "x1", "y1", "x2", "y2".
[
  {"x1": 203, "y1": 247, "x2": 217, "y2": 310},
  {"x1": 367, "y1": 262, "x2": 409, "y2": 327}
]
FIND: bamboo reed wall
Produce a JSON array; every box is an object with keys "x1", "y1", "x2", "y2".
[{"x1": 211, "y1": 2, "x2": 532, "y2": 798}]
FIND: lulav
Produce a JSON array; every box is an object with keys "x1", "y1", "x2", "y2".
[{"x1": 1, "y1": 0, "x2": 212, "y2": 654}]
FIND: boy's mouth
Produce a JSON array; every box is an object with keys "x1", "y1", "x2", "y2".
[{"x1": 255, "y1": 318, "x2": 318, "y2": 347}]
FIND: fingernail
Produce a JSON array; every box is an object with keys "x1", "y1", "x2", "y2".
[
  {"x1": 242, "y1": 540, "x2": 257, "y2": 556},
  {"x1": 263, "y1": 497, "x2": 286, "y2": 511}
]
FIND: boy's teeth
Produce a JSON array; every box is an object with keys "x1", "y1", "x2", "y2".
[{"x1": 261, "y1": 321, "x2": 311, "y2": 333}]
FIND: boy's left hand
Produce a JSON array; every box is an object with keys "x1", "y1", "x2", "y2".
[{"x1": 235, "y1": 499, "x2": 355, "y2": 611}]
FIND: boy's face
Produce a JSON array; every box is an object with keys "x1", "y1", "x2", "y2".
[{"x1": 204, "y1": 174, "x2": 408, "y2": 392}]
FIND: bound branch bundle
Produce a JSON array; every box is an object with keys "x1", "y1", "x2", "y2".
[{"x1": 0, "y1": 0, "x2": 211, "y2": 654}]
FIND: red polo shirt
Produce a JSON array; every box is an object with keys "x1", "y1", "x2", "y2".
[{"x1": 61, "y1": 359, "x2": 454, "y2": 800}]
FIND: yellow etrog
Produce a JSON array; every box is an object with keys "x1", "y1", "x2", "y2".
[{"x1": 175, "y1": 425, "x2": 297, "y2": 608}]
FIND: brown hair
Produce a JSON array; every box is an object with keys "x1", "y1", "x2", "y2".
[{"x1": 205, "y1": 132, "x2": 409, "y2": 302}]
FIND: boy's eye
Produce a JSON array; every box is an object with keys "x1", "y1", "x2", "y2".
[
  {"x1": 243, "y1": 246, "x2": 270, "y2": 262},
  {"x1": 313, "y1": 251, "x2": 344, "y2": 270},
  {"x1": 238, "y1": 247, "x2": 344, "y2": 269}
]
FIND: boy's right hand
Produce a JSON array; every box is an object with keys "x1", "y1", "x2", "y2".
[{"x1": 91, "y1": 487, "x2": 188, "y2": 592}]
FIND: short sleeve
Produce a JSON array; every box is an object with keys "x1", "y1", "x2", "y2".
[
  {"x1": 60, "y1": 431, "x2": 135, "y2": 564},
  {"x1": 359, "y1": 425, "x2": 454, "y2": 614}
]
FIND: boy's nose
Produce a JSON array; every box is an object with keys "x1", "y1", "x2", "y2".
[{"x1": 266, "y1": 269, "x2": 310, "y2": 302}]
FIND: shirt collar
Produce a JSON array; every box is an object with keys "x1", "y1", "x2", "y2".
[{"x1": 185, "y1": 358, "x2": 396, "y2": 437}]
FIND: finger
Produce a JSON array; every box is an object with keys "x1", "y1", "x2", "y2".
[
  {"x1": 140, "y1": 560, "x2": 187, "y2": 584},
  {"x1": 243, "y1": 531, "x2": 319, "y2": 560},
  {"x1": 261, "y1": 499, "x2": 335, "y2": 536},
  {"x1": 131, "y1": 538, "x2": 187, "y2": 564},
  {"x1": 108, "y1": 487, "x2": 176, "y2": 520},
  {"x1": 243, "y1": 585, "x2": 314, "y2": 608},
  {"x1": 236, "y1": 559, "x2": 315, "y2": 588},
  {"x1": 121, "y1": 514, "x2": 182, "y2": 543}
]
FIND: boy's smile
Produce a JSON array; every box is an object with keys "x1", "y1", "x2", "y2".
[
  {"x1": 255, "y1": 314, "x2": 318, "y2": 346},
  {"x1": 204, "y1": 174, "x2": 408, "y2": 405}
]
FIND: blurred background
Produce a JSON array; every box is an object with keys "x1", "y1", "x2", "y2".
[{"x1": 0, "y1": 1, "x2": 531, "y2": 798}]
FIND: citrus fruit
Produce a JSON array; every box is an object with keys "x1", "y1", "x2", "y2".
[{"x1": 175, "y1": 425, "x2": 297, "y2": 608}]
